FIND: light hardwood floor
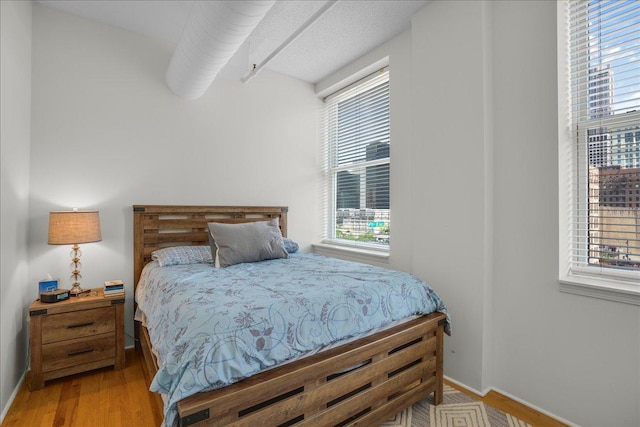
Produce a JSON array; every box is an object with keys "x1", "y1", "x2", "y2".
[
  {"x1": 2, "y1": 348, "x2": 567, "y2": 427},
  {"x1": 1, "y1": 349, "x2": 162, "y2": 427}
]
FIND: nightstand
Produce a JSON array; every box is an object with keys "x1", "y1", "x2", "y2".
[{"x1": 27, "y1": 288, "x2": 125, "y2": 390}]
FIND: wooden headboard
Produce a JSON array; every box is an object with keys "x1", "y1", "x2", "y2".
[{"x1": 132, "y1": 205, "x2": 288, "y2": 288}]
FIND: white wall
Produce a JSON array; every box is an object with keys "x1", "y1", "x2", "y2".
[
  {"x1": 490, "y1": 2, "x2": 639, "y2": 426},
  {"x1": 411, "y1": 0, "x2": 493, "y2": 393},
  {"x1": 317, "y1": 1, "x2": 639, "y2": 425},
  {"x1": 0, "y1": 0, "x2": 32, "y2": 420},
  {"x1": 29, "y1": 5, "x2": 322, "y2": 349}
]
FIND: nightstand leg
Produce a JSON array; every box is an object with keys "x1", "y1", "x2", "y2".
[
  {"x1": 28, "y1": 313, "x2": 44, "y2": 390},
  {"x1": 114, "y1": 301, "x2": 125, "y2": 369},
  {"x1": 26, "y1": 370, "x2": 44, "y2": 391}
]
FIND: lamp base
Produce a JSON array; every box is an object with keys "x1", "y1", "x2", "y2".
[{"x1": 69, "y1": 284, "x2": 90, "y2": 297}]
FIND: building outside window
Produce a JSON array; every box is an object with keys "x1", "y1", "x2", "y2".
[{"x1": 322, "y1": 69, "x2": 390, "y2": 249}]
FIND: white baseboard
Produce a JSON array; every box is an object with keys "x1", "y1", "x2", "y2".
[
  {"x1": 444, "y1": 375, "x2": 486, "y2": 396},
  {"x1": 443, "y1": 375, "x2": 578, "y2": 427},
  {"x1": 0, "y1": 370, "x2": 26, "y2": 425}
]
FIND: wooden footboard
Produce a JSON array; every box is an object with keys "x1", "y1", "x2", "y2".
[{"x1": 138, "y1": 312, "x2": 445, "y2": 427}]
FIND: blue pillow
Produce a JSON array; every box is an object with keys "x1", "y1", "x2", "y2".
[
  {"x1": 151, "y1": 246, "x2": 213, "y2": 267},
  {"x1": 283, "y1": 238, "x2": 299, "y2": 254}
]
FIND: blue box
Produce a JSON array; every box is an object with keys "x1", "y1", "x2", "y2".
[{"x1": 38, "y1": 279, "x2": 58, "y2": 293}]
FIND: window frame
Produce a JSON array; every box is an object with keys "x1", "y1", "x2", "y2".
[
  {"x1": 558, "y1": 0, "x2": 640, "y2": 305},
  {"x1": 321, "y1": 68, "x2": 391, "y2": 253}
]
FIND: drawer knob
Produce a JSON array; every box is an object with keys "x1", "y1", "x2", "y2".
[
  {"x1": 67, "y1": 322, "x2": 94, "y2": 329},
  {"x1": 67, "y1": 347, "x2": 94, "y2": 356}
]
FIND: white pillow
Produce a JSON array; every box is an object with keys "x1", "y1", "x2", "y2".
[{"x1": 207, "y1": 218, "x2": 288, "y2": 267}]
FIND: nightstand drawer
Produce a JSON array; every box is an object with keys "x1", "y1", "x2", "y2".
[
  {"x1": 42, "y1": 333, "x2": 116, "y2": 372},
  {"x1": 42, "y1": 307, "x2": 115, "y2": 344}
]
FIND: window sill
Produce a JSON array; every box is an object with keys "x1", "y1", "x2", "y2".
[
  {"x1": 559, "y1": 274, "x2": 640, "y2": 306},
  {"x1": 312, "y1": 242, "x2": 390, "y2": 265}
]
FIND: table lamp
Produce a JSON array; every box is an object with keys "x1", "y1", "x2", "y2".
[{"x1": 48, "y1": 210, "x2": 102, "y2": 296}]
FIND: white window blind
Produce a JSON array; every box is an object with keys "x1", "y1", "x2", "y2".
[
  {"x1": 322, "y1": 69, "x2": 390, "y2": 248},
  {"x1": 568, "y1": 0, "x2": 640, "y2": 278}
]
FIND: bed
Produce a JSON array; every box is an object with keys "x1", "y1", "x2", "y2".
[{"x1": 133, "y1": 205, "x2": 449, "y2": 427}]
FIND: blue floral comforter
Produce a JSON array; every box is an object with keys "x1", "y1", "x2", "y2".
[{"x1": 135, "y1": 252, "x2": 450, "y2": 426}]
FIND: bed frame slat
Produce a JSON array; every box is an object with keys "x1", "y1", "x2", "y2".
[{"x1": 232, "y1": 338, "x2": 435, "y2": 427}]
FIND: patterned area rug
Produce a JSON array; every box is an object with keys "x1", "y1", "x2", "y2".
[{"x1": 381, "y1": 384, "x2": 532, "y2": 427}]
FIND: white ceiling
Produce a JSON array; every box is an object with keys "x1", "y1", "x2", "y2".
[{"x1": 37, "y1": 0, "x2": 428, "y2": 84}]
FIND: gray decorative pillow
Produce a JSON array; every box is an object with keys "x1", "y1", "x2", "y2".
[{"x1": 207, "y1": 218, "x2": 289, "y2": 267}]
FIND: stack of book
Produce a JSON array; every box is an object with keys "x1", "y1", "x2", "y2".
[{"x1": 104, "y1": 279, "x2": 124, "y2": 298}]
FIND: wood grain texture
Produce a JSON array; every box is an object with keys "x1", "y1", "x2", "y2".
[
  {"x1": 41, "y1": 307, "x2": 114, "y2": 344},
  {"x1": 27, "y1": 290, "x2": 125, "y2": 390},
  {"x1": 1, "y1": 349, "x2": 163, "y2": 427},
  {"x1": 42, "y1": 333, "x2": 116, "y2": 372}
]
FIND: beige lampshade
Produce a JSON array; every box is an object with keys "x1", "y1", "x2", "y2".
[{"x1": 48, "y1": 210, "x2": 102, "y2": 245}]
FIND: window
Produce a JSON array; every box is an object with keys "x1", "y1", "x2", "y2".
[
  {"x1": 321, "y1": 69, "x2": 390, "y2": 250},
  {"x1": 562, "y1": 0, "x2": 640, "y2": 299}
]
